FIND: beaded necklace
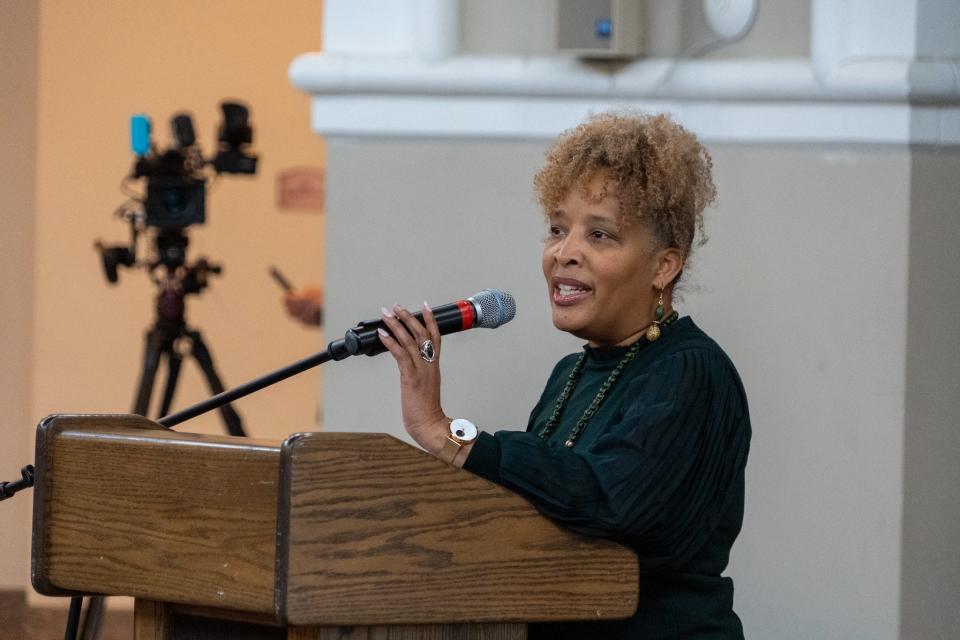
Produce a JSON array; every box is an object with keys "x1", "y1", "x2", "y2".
[{"x1": 538, "y1": 310, "x2": 680, "y2": 448}]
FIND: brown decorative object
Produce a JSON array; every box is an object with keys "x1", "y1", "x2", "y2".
[
  {"x1": 276, "y1": 167, "x2": 325, "y2": 211},
  {"x1": 31, "y1": 415, "x2": 639, "y2": 639}
]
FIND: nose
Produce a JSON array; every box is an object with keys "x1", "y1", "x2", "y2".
[{"x1": 554, "y1": 233, "x2": 583, "y2": 266}]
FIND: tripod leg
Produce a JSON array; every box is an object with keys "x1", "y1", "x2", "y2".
[
  {"x1": 78, "y1": 595, "x2": 105, "y2": 640},
  {"x1": 132, "y1": 328, "x2": 167, "y2": 416},
  {"x1": 157, "y1": 345, "x2": 184, "y2": 418},
  {"x1": 185, "y1": 329, "x2": 247, "y2": 437}
]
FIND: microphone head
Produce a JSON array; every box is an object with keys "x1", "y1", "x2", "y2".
[{"x1": 469, "y1": 289, "x2": 516, "y2": 329}]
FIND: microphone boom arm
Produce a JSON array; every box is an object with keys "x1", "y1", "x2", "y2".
[
  {"x1": 159, "y1": 339, "x2": 350, "y2": 428},
  {"x1": 160, "y1": 289, "x2": 514, "y2": 428}
]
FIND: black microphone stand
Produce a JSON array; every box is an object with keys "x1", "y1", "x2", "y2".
[
  {"x1": 158, "y1": 311, "x2": 404, "y2": 427},
  {"x1": 159, "y1": 339, "x2": 351, "y2": 428}
]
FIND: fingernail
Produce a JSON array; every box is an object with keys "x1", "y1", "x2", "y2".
[
  {"x1": 423, "y1": 300, "x2": 430, "y2": 310},
  {"x1": 393, "y1": 303, "x2": 403, "y2": 313},
  {"x1": 381, "y1": 306, "x2": 394, "y2": 318},
  {"x1": 377, "y1": 328, "x2": 389, "y2": 338}
]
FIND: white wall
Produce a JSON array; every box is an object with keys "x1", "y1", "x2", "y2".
[
  {"x1": 690, "y1": 146, "x2": 911, "y2": 639},
  {"x1": 900, "y1": 149, "x2": 960, "y2": 639}
]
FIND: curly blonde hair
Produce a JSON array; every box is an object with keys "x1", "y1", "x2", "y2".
[{"x1": 534, "y1": 111, "x2": 716, "y2": 263}]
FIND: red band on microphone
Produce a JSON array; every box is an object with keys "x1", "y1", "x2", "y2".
[{"x1": 457, "y1": 299, "x2": 475, "y2": 330}]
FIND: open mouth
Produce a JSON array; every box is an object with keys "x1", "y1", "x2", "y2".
[{"x1": 552, "y1": 278, "x2": 592, "y2": 306}]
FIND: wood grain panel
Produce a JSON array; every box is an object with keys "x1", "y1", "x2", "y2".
[
  {"x1": 32, "y1": 415, "x2": 280, "y2": 614},
  {"x1": 278, "y1": 433, "x2": 638, "y2": 626}
]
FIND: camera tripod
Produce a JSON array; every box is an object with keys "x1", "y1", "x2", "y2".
[
  {"x1": 80, "y1": 99, "x2": 258, "y2": 640},
  {"x1": 130, "y1": 287, "x2": 245, "y2": 436}
]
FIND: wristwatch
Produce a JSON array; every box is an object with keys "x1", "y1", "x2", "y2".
[{"x1": 437, "y1": 418, "x2": 478, "y2": 465}]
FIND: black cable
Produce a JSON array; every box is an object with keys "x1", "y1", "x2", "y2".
[
  {"x1": 65, "y1": 596, "x2": 82, "y2": 640},
  {"x1": 0, "y1": 465, "x2": 35, "y2": 501}
]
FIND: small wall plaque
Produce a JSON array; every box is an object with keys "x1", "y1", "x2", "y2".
[{"x1": 277, "y1": 167, "x2": 325, "y2": 211}]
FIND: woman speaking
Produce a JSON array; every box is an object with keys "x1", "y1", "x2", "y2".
[{"x1": 376, "y1": 111, "x2": 751, "y2": 639}]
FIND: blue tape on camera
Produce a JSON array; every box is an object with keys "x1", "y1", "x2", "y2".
[{"x1": 130, "y1": 115, "x2": 151, "y2": 156}]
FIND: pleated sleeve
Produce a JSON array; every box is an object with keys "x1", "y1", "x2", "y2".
[{"x1": 463, "y1": 347, "x2": 750, "y2": 571}]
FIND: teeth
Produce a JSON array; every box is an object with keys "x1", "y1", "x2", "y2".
[{"x1": 557, "y1": 284, "x2": 587, "y2": 295}]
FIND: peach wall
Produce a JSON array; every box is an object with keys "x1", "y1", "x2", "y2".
[
  {"x1": 0, "y1": 0, "x2": 40, "y2": 590},
  {"x1": 1, "y1": 0, "x2": 326, "y2": 596},
  {"x1": 32, "y1": 0, "x2": 326, "y2": 436}
]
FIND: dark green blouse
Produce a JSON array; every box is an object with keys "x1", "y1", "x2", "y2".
[{"x1": 463, "y1": 317, "x2": 750, "y2": 639}]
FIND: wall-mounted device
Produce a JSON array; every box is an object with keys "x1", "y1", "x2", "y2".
[
  {"x1": 704, "y1": 0, "x2": 758, "y2": 40},
  {"x1": 555, "y1": 0, "x2": 642, "y2": 58}
]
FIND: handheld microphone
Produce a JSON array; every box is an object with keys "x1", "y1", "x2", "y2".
[{"x1": 333, "y1": 288, "x2": 516, "y2": 358}]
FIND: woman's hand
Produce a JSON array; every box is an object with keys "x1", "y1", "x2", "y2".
[{"x1": 377, "y1": 303, "x2": 450, "y2": 454}]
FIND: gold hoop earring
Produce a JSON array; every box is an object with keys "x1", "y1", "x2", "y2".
[{"x1": 646, "y1": 288, "x2": 665, "y2": 341}]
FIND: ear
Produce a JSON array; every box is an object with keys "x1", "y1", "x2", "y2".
[{"x1": 652, "y1": 247, "x2": 685, "y2": 290}]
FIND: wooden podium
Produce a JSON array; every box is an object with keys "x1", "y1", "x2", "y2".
[{"x1": 31, "y1": 414, "x2": 638, "y2": 639}]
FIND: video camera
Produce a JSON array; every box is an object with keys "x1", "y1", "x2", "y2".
[
  {"x1": 132, "y1": 101, "x2": 257, "y2": 230},
  {"x1": 96, "y1": 100, "x2": 258, "y2": 283}
]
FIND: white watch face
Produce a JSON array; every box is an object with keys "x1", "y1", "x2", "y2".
[{"x1": 450, "y1": 418, "x2": 478, "y2": 442}]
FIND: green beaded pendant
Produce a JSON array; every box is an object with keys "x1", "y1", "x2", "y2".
[{"x1": 539, "y1": 310, "x2": 678, "y2": 447}]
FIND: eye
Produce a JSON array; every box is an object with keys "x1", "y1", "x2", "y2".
[
  {"x1": 589, "y1": 229, "x2": 614, "y2": 241},
  {"x1": 546, "y1": 225, "x2": 565, "y2": 239}
]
